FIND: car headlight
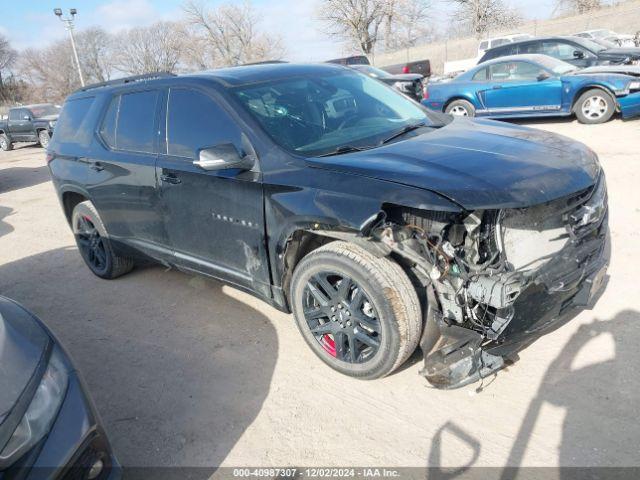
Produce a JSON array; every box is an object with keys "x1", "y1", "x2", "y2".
[
  {"x1": 49, "y1": 120, "x2": 56, "y2": 129},
  {"x1": 0, "y1": 347, "x2": 69, "y2": 464},
  {"x1": 628, "y1": 81, "x2": 640, "y2": 91}
]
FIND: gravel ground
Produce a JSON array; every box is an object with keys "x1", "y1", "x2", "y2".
[{"x1": 1, "y1": 117, "x2": 639, "y2": 472}]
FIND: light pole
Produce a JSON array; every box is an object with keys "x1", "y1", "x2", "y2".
[{"x1": 53, "y1": 8, "x2": 85, "y2": 87}]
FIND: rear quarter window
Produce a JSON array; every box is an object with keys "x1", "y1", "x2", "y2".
[{"x1": 54, "y1": 96, "x2": 96, "y2": 146}]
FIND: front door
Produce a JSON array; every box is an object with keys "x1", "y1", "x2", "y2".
[
  {"x1": 156, "y1": 87, "x2": 270, "y2": 295},
  {"x1": 8, "y1": 108, "x2": 33, "y2": 140},
  {"x1": 479, "y1": 61, "x2": 562, "y2": 114}
]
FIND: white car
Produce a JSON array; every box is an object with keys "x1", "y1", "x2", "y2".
[
  {"x1": 477, "y1": 33, "x2": 533, "y2": 57},
  {"x1": 575, "y1": 29, "x2": 635, "y2": 47}
]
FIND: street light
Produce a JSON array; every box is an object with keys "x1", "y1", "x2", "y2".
[{"x1": 53, "y1": 8, "x2": 85, "y2": 87}]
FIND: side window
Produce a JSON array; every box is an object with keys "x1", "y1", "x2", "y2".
[
  {"x1": 519, "y1": 42, "x2": 542, "y2": 54},
  {"x1": 541, "y1": 41, "x2": 586, "y2": 61},
  {"x1": 166, "y1": 89, "x2": 240, "y2": 158},
  {"x1": 116, "y1": 90, "x2": 159, "y2": 153},
  {"x1": 99, "y1": 96, "x2": 119, "y2": 149},
  {"x1": 8, "y1": 109, "x2": 23, "y2": 121},
  {"x1": 472, "y1": 67, "x2": 489, "y2": 81},
  {"x1": 492, "y1": 38, "x2": 510, "y2": 48},
  {"x1": 479, "y1": 41, "x2": 488, "y2": 50},
  {"x1": 55, "y1": 97, "x2": 96, "y2": 145},
  {"x1": 489, "y1": 62, "x2": 542, "y2": 81}
]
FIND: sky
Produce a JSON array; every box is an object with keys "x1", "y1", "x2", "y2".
[{"x1": 1, "y1": 0, "x2": 566, "y2": 62}]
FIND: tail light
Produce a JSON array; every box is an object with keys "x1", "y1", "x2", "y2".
[
  {"x1": 46, "y1": 153, "x2": 54, "y2": 163},
  {"x1": 402, "y1": 66, "x2": 410, "y2": 74},
  {"x1": 423, "y1": 84, "x2": 429, "y2": 100}
]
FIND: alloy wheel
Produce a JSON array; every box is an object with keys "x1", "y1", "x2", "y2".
[
  {"x1": 0, "y1": 138, "x2": 7, "y2": 150},
  {"x1": 581, "y1": 95, "x2": 608, "y2": 120},
  {"x1": 449, "y1": 105, "x2": 469, "y2": 116},
  {"x1": 75, "y1": 215, "x2": 107, "y2": 272},
  {"x1": 302, "y1": 272, "x2": 381, "y2": 363}
]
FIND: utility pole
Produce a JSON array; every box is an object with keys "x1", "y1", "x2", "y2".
[{"x1": 53, "y1": 8, "x2": 85, "y2": 87}]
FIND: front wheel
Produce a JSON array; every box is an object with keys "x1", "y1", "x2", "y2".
[
  {"x1": 71, "y1": 200, "x2": 134, "y2": 279},
  {"x1": 38, "y1": 130, "x2": 50, "y2": 148},
  {"x1": 290, "y1": 241, "x2": 422, "y2": 380},
  {"x1": 575, "y1": 89, "x2": 615, "y2": 124}
]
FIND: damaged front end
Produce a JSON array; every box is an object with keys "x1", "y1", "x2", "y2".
[{"x1": 368, "y1": 173, "x2": 609, "y2": 389}]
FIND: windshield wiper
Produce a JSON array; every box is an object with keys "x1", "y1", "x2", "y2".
[
  {"x1": 379, "y1": 122, "x2": 427, "y2": 145},
  {"x1": 317, "y1": 145, "x2": 368, "y2": 157}
]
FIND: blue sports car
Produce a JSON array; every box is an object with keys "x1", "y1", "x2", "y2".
[{"x1": 423, "y1": 54, "x2": 640, "y2": 123}]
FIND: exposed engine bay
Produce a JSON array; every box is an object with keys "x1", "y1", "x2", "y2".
[{"x1": 360, "y1": 173, "x2": 609, "y2": 388}]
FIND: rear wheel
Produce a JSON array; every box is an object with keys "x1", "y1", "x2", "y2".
[
  {"x1": 0, "y1": 134, "x2": 12, "y2": 151},
  {"x1": 575, "y1": 89, "x2": 615, "y2": 124},
  {"x1": 445, "y1": 99, "x2": 475, "y2": 117},
  {"x1": 290, "y1": 241, "x2": 421, "y2": 379},
  {"x1": 71, "y1": 201, "x2": 134, "y2": 279},
  {"x1": 38, "y1": 130, "x2": 50, "y2": 148}
]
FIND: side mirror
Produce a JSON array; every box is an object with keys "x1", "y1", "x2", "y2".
[
  {"x1": 573, "y1": 50, "x2": 585, "y2": 59},
  {"x1": 537, "y1": 72, "x2": 551, "y2": 81},
  {"x1": 23, "y1": 115, "x2": 31, "y2": 121},
  {"x1": 193, "y1": 144, "x2": 255, "y2": 171}
]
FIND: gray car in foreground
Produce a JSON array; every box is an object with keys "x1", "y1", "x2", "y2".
[{"x1": 0, "y1": 296, "x2": 119, "y2": 480}]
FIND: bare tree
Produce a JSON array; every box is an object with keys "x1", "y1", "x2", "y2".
[
  {"x1": 383, "y1": 0, "x2": 432, "y2": 51},
  {"x1": 182, "y1": 1, "x2": 285, "y2": 68},
  {"x1": 317, "y1": 0, "x2": 390, "y2": 55},
  {"x1": 450, "y1": 0, "x2": 522, "y2": 38},
  {"x1": 0, "y1": 34, "x2": 17, "y2": 87},
  {"x1": 112, "y1": 22, "x2": 184, "y2": 75},
  {"x1": 77, "y1": 27, "x2": 114, "y2": 82},
  {"x1": 556, "y1": 0, "x2": 601, "y2": 15}
]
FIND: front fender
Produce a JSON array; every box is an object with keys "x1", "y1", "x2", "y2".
[{"x1": 264, "y1": 167, "x2": 462, "y2": 288}]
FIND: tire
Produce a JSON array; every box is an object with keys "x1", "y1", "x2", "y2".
[
  {"x1": 71, "y1": 200, "x2": 134, "y2": 279},
  {"x1": 0, "y1": 134, "x2": 13, "y2": 151},
  {"x1": 574, "y1": 89, "x2": 615, "y2": 124},
  {"x1": 38, "y1": 130, "x2": 50, "y2": 148},
  {"x1": 445, "y1": 99, "x2": 475, "y2": 117},
  {"x1": 290, "y1": 241, "x2": 422, "y2": 379}
]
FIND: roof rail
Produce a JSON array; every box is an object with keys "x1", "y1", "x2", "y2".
[
  {"x1": 79, "y1": 72, "x2": 177, "y2": 92},
  {"x1": 240, "y1": 60, "x2": 289, "y2": 66}
]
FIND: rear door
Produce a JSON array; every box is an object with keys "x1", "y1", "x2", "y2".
[
  {"x1": 87, "y1": 88, "x2": 169, "y2": 256},
  {"x1": 479, "y1": 61, "x2": 562, "y2": 115},
  {"x1": 156, "y1": 86, "x2": 270, "y2": 293}
]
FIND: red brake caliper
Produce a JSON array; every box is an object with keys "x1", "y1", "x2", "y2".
[{"x1": 321, "y1": 335, "x2": 336, "y2": 357}]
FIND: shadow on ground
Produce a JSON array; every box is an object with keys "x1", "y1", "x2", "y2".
[
  {"x1": 0, "y1": 165, "x2": 51, "y2": 194},
  {"x1": 426, "y1": 309, "x2": 640, "y2": 478},
  {"x1": 0, "y1": 206, "x2": 13, "y2": 239},
  {"x1": 0, "y1": 246, "x2": 278, "y2": 477}
]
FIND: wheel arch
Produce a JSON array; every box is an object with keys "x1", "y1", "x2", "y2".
[
  {"x1": 571, "y1": 84, "x2": 618, "y2": 112},
  {"x1": 61, "y1": 189, "x2": 90, "y2": 226},
  {"x1": 443, "y1": 96, "x2": 477, "y2": 113}
]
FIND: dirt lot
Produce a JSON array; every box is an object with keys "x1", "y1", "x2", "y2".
[{"x1": 1, "y1": 118, "x2": 639, "y2": 471}]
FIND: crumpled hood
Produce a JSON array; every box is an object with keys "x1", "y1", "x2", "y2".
[
  {"x1": 577, "y1": 65, "x2": 640, "y2": 77},
  {"x1": 0, "y1": 297, "x2": 49, "y2": 424},
  {"x1": 600, "y1": 47, "x2": 640, "y2": 60},
  {"x1": 308, "y1": 118, "x2": 599, "y2": 210}
]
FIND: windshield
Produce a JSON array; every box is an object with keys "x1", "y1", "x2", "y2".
[
  {"x1": 535, "y1": 56, "x2": 577, "y2": 74},
  {"x1": 29, "y1": 104, "x2": 60, "y2": 118},
  {"x1": 233, "y1": 71, "x2": 440, "y2": 157},
  {"x1": 572, "y1": 37, "x2": 607, "y2": 53}
]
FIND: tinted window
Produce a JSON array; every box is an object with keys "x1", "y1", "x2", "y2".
[
  {"x1": 116, "y1": 90, "x2": 158, "y2": 153},
  {"x1": 541, "y1": 41, "x2": 587, "y2": 61},
  {"x1": 99, "y1": 96, "x2": 119, "y2": 149},
  {"x1": 9, "y1": 109, "x2": 24, "y2": 121},
  {"x1": 472, "y1": 67, "x2": 488, "y2": 81},
  {"x1": 55, "y1": 97, "x2": 96, "y2": 144},
  {"x1": 167, "y1": 89, "x2": 240, "y2": 158},
  {"x1": 492, "y1": 38, "x2": 510, "y2": 48},
  {"x1": 519, "y1": 42, "x2": 542, "y2": 54}
]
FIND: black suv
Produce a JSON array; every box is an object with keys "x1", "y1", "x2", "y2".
[
  {"x1": 48, "y1": 64, "x2": 609, "y2": 387},
  {"x1": 0, "y1": 104, "x2": 60, "y2": 150},
  {"x1": 479, "y1": 35, "x2": 640, "y2": 68}
]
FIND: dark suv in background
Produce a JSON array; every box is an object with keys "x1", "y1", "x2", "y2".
[
  {"x1": 0, "y1": 104, "x2": 59, "y2": 150},
  {"x1": 479, "y1": 35, "x2": 640, "y2": 67},
  {"x1": 48, "y1": 64, "x2": 608, "y2": 387}
]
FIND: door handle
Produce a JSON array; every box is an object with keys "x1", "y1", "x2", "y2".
[
  {"x1": 160, "y1": 173, "x2": 181, "y2": 185},
  {"x1": 90, "y1": 162, "x2": 104, "y2": 172}
]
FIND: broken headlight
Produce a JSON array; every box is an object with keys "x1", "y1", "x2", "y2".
[{"x1": 0, "y1": 347, "x2": 69, "y2": 466}]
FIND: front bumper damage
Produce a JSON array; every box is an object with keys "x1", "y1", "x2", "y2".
[{"x1": 371, "y1": 172, "x2": 609, "y2": 389}]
